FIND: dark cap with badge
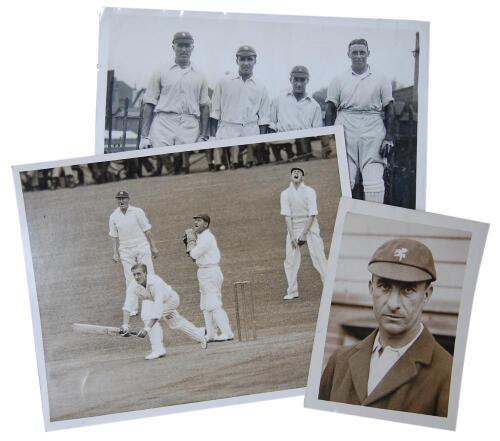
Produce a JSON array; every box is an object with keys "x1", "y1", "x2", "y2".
[
  {"x1": 236, "y1": 45, "x2": 257, "y2": 57},
  {"x1": 291, "y1": 167, "x2": 305, "y2": 176},
  {"x1": 115, "y1": 190, "x2": 130, "y2": 199},
  {"x1": 172, "y1": 31, "x2": 194, "y2": 43},
  {"x1": 368, "y1": 238, "x2": 437, "y2": 282},
  {"x1": 193, "y1": 213, "x2": 211, "y2": 226},
  {"x1": 290, "y1": 65, "x2": 310, "y2": 78}
]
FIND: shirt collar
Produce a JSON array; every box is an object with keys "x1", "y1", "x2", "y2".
[
  {"x1": 286, "y1": 90, "x2": 311, "y2": 101},
  {"x1": 372, "y1": 323, "x2": 424, "y2": 356},
  {"x1": 231, "y1": 74, "x2": 256, "y2": 83},
  {"x1": 289, "y1": 182, "x2": 305, "y2": 190},
  {"x1": 351, "y1": 65, "x2": 372, "y2": 78},
  {"x1": 170, "y1": 63, "x2": 195, "y2": 71}
]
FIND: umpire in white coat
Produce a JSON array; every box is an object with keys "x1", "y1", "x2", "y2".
[{"x1": 280, "y1": 168, "x2": 327, "y2": 300}]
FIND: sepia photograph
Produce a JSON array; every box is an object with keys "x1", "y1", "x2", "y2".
[
  {"x1": 14, "y1": 128, "x2": 347, "y2": 430},
  {"x1": 305, "y1": 198, "x2": 488, "y2": 430},
  {"x1": 96, "y1": 8, "x2": 428, "y2": 209}
]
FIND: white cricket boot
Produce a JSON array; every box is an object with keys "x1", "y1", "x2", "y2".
[
  {"x1": 145, "y1": 349, "x2": 166, "y2": 360},
  {"x1": 283, "y1": 292, "x2": 299, "y2": 300}
]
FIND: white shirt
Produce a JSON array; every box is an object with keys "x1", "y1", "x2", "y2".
[
  {"x1": 326, "y1": 66, "x2": 393, "y2": 114},
  {"x1": 367, "y1": 323, "x2": 424, "y2": 395},
  {"x1": 108, "y1": 206, "x2": 151, "y2": 249},
  {"x1": 270, "y1": 92, "x2": 323, "y2": 132},
  {"x1": 189, "y1": 229, "x2": 221, "y2": 267},
  {"x1": 280, "y1": 183, "x2": 319, "y2": 218},
  {"x1": 210, "y1": 74, "x2": 271, "y2": 126},
  {"x1": 122, "y1": 274, "x2": 177, "y2": 318},
  {"x1": 143, "y1": 63, "x2": 210, "y2": 116}
]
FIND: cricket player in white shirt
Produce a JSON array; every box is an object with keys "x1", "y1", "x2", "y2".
[
  {"x1": 210, "y1": 45, "x2": 271, "y2": 169},
  {"x1": 139, "y1": 31, "x2": 210, "y2": 174},
  {"x1": 120, "y1": 263, "x2": 208, "y2": 360},
  {"x1": 280, "y1": 168, "x2": 327, "y2": 300},
  {"x1": 109, "y1": 191, "x2": 159, "y2": 313},
  {"x1": 185, "y1": 214, "x2": 234, "y2": 341},
  {"x1": 325, "y1": 38, "x2": 395, "y2": 204}
]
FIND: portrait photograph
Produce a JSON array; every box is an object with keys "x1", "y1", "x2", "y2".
[
  {"x1": 305, "y1": 198, "x2": 488, "y2": 430},
  {"x1": 96, "y1": 8, "x2": 429, "y2": 209},
  {"x1": 14, "y1": 127, "x2": 348, "y2": 430}
]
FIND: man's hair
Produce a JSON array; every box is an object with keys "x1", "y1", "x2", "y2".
[
  {"x1": 371, "y1": 274, "x2": 433, "y2": 288},
  {"x1": 131, "y1": 263, "x2": 147, "y2": 274},
  {"x1": 348, "y1": 39, "x2": 369, "y2": 51}
]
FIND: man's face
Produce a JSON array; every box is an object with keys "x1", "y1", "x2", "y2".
[
  {"x1": 290, "y1": 75, "x2": 308, "y2": 95},
  {"x1": 291, "y1": 169, "x2": 304, "y2": 184},
  {"x1": 348, "y1": 44, "x2": 370, "y2": 71},
  {"x1": 173, "y1": 41, "x2": 194, "y2": 63},
  {"x1": 237, "y1": 55, "x2": 256, "y2": 77},
  {"x1": 117, "y1": 197, "x2": 129, "y2": 210},
  {"x1": 370, "y1": 275, "x2": 432, "y2": 339},
  {"x1": 132, "y1": 267, "x2": 147, "y2": 287},
  {"x1": 192, "y1": 218, "x2": 208, "y2": 234}
]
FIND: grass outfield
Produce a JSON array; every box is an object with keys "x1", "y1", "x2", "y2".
[{"x1": 23, "y1": 156, "x2": 341, "y2": 421}]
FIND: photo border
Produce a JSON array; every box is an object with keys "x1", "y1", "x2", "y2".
[{"x1": 304, "y1": 197, "x2": 488, "y2": 430}]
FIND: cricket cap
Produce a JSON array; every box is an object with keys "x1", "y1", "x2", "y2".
[
  {"x1": 291, "y1": 167, "x2": 305, "y2": 176},
  {"x1": 236, "y1": 45, "x2": 257, "y2": 57},
  {"x1": 368, "y1": 238, "x2": 437, "y2": 282},
  {"x1": 290, "y1": 65, "x2": 310, "y2": 78},
  {"x1": 193, "y1": 213, "x2": 211, "y2": 225},
  {"x1": 173, "y1": 31, "x2": 194, "y2": 43},
  {"x1": 115, "y1": 190, "x2": 130, "y2": 199}
]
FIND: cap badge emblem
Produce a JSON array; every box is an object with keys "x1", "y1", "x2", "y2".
[{"x1": 394, "y1": 248, "x2": 408, "y2": 261}]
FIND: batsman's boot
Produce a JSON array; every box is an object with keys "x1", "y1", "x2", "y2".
[{"x1": 145, "y1": 349, "x2": 166, "y2": 360}]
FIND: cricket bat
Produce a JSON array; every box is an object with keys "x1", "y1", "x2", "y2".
[{"x1": 73, "y1": 323, "x2": 139, "y2": 336}]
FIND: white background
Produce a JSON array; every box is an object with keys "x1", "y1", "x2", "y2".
[{"x1": 1, "y1": 0, "x2": 498, "y2": 438}]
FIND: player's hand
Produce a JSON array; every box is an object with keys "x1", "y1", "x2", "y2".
[
  {"x1": 137, "y1": 328, "x2": 148, "y2": 338},
  {"x1": 112, "y1": 253, "x2": 120, "y2": 263},
  {"x1": 379, "y1": 138, "x2": 395, "y2": 158},
  {"x1": 119, "y1": 324, "x2": 130, "y2": 337},
  {"x1": 298, "y1": 233, "x2": 307, "y2": 246},
  {"x1": 139, "y1": 136, "x2": 152, "y2": 150},
  {"x1": 290, "y1": 238, "x2": 298, "y2": 250},
  {"x1": 151, "y1": 247, "x2": 159, "y2": 259},
  {"x1": 196, "y1": 135, "x2": 209, "y2": 143}
]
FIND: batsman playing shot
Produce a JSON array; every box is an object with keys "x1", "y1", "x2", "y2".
[
  {"x1": 280, "y1": 168, "x2": 328, "y2": 300},
  {"x1": 184, "y1": 214, "x2": 234, "y2": 342},
  {"x1": 120, "y1": 263, "x2": 208, "y2": 360}
]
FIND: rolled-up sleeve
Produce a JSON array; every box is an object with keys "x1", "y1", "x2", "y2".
[
  {"x1": 109, "y1": 215, "x2": 118, "y2": 238},
  {"x1": 311, "y1": 101, "x2": 323, "y2": 128},
  {"x1": 381, "y1": 77, "x2": 394, "y2": 107},
  {"x1": 257, "y1": 86, "x2": 271, "y2": 126},
  {"x1": 210, "y1": 81, "x2": 222, "y2": 120},
  {"x1": 136, "y1": 208, "x2": 152, "y2": 232},
  {"x1": 143, "y1": 70, "x2": 162, "y2": 106},
  {"x1": 307, "y1": 188, "x2": 319, "y2": 216},
  {"x1": 199, "y1": 77, "x2": 211, "y2": 107},
  {"x1": 326, "y1": 78, "x2": 340, "y2": 107},
  {"x1": 280, "y1": 190, "x2": 291, "y2": 216}
]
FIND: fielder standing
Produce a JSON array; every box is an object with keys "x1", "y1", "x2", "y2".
[
  {"x1": 109, "y1": 191, "x2": 159, "y2": 313},
  {"x1": 120, "y1": 263, "x2": 207, "y2": 360},
  {"x1": 185, "y1": 214, "x2": 234, "y2": 341},
  {"x1": 325, "y1": 38, "x2": 395, "y2": 203},
  {"x1": 139, "y1": 31, "x2": 210, "y2": 174},
  {"x1": 210, "y1": 45, "x2": 270, "y2": 169},
  {"x1": 280, "y1": 168, "x2": 327, "y2": 300}
]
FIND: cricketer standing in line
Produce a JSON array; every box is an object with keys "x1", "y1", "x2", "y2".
[
  {"x1": 210, "y1": 45, "x2": 271, "y2": 169},
  {"x1": 120, "y1": 263, "x2": 208, "y2": 360},
  {"x1": 139, "y1": 31, "x2": 210, "y2": 174},
  {"x1": 325, "y1": 38, "x2": 396, "y2": 203},
  {"x1": 280, "y1": 168, "x2": 327, "y2": 300},
  {"x1": 109, "y1": 190, "x2": 159, "y2": 314},
  {"x1": 185, "y1": 214, "x2": 234, "y2": 341}
]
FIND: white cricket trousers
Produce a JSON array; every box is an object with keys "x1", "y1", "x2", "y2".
[
  {"x1": 284, "y1": 217, "x2": 327, "y2": 296},
  {"x1": 197, "y1": 266, "x2": 233, "y2": 338},
  {"x1": 141, "y1": 295, "x2": 205, "y2": 353},
  {"x1": 214, "y1": 121, "x2": 260, "y2": 165},
  {"x1": 335, "y1": 111, "x2": 386, "y2": 203}
]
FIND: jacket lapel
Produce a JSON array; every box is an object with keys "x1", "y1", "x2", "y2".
[
  {"x1": 348, "y1": 331, "x2": 377, "y2": 403},
  {"x1": 363, "y1": 327, "x2": 435, "y2": 406}
]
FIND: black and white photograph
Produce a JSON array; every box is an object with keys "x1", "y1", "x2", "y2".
[
  {"x1": 13, "y1": 128, "x2": 347, "y2": 429},
  {"x1": 305, "y1": 198, "x2": 488, "y2": 430},
  {"x1": 96, "y1": 8, "x2": 428, "y2": 209}
]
